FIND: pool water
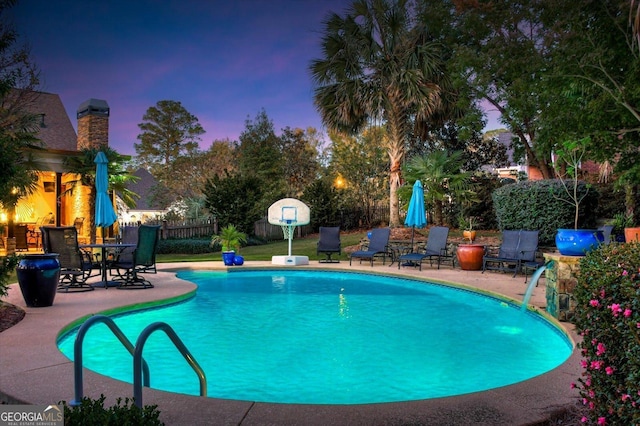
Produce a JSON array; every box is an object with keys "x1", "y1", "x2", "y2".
[{"x1": 57, "y1": 270, "x2": 573, "y2": 404}]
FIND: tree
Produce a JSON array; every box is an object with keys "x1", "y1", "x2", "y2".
[
  {"x1": 447, "y1": 0, "x2": 555, "y2": 179},
  {"x1": 278, "y1": 127, "x2": 321, "y2": 198},
  {"x1": 301, "y1": 177, "x2": 341, "y2": 230},
  {"x1": 236, "y1": 110, "x2": 282, "y2": 180},
  {"x1": 0, "y1": 0, "x2": 42, "y2": 238},
  {"x1": 539, "y1": 0, "x2": 640, "y2": 217},
  {"x1": 401, "y1": 150, "x2": 474, "y2": 226},
  {"x1": 310, "y1": 0, "x2": 451, "y2": 226},
  {"x1": 327, "y1": 127, "x2": 389, "y2": 225},
  {"x1": 202, "y1": 139, "x2": 237, "y2": 178},
  {"x1": 235, "y1": 109, "x2": 286, "y2": 211},
  {"x1": 203, "y1": 172, "x2": 264, "y2": 235},
  {"x1": 135, "y1": 99, "x2": 205, "y2": 185},
  {"x1": 63, "y1": 147, "x2": 138, "y2": 243}
]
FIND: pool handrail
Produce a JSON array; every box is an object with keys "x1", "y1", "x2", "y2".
[
  {"x1": 72, "y1": 314, "x2": 150, "y2": 406},
  {"x1": 133, "y1": 321, "x2": 207, "y2": 408}
]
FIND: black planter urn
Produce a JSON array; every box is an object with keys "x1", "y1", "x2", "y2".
[{"x1": 16, "y1": 254, "x2": 61, "y2": 307}]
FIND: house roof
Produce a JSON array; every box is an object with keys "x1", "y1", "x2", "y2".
[
  {"x1": 25, "y1": 91, "x2": 77, "y2": 151},
  {"x1": 127, "y1": 168, "x2": 163, "y2": 210}
]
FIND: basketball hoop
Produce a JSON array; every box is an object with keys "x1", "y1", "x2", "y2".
[
  {"x1": 268, "y1": 198, "x2": 311, "y2": 265},
  {"x1": 280, "y1": 220, "x2": 296, "y2": 240}
]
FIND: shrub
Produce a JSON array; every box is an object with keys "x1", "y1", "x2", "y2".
[
  {"x1": 492, "y1": 179, "x2": 599, "y2": 245},
  {"x1": 573, "y1": 242, "x2": 640, "y2": 425},
  {"x1": 461, "y1": 173, "x2": 503, "y2": 230},
  {"x1": 62, "y1": 394, "x2": 163, "y2": 425},
  {"x1": 0, "y1": 255, "x2": 19, "y2": 298}
]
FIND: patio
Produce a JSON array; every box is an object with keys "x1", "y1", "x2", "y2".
[{"x1": 0, "y1": 260, "x2": 581, "y2": 425}]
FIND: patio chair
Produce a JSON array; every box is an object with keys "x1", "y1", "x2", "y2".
[
  {"x1": 109, "y1": 225, "x2": 139, "y2": 276},
  {"x1": 349, "y1": 227, "x2": 391, "y2": 267},
  {"x1": 15, "y1": 224, "x2": 29, "y2": 251},
  {"x1": 598, "y1": 224, "x2": 614, "y2": 244},
  {"x1": 112, "y1": 225, "x2": 160, "y2": 289},
  {"x1": 482, "y1": 230, "x2": 539, "y2": 277},
  {"x1": 41, "y1": 226, "x2": 96, "y2": 292},
  {"x1": 397, "y1": 226, "x2": 453, "y2": 270},
  {"x1": 317, "y1": 226, "x2": 341, "y2": 263}
]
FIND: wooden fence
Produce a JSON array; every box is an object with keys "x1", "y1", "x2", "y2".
[
  {"x1": 120, "y1": 218, "x2": 217, "y2": 240},
  {"x1": 254, "y1": 218, "x2": 312, "y2": 241},
  {"x1": 123, "y1": 204, "x2": 389, "y2": 241}
]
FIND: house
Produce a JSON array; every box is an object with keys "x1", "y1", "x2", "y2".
[
  {"x1": 485, "y1": 130, "x2": 602, "y2": 182},
  {"x1": 118, "y1": 168, "x2": 166, "y2": 224},
  {"x1": 2, "y1": 92, "x2": 114, "y2": 244}
]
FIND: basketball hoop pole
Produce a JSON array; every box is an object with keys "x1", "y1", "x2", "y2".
[{"x1": 281, "y1": 222, "x2": 295, "y2": 256}]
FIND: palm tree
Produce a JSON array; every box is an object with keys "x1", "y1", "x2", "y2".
[
  {"x1": 310, "y1": 0, "x2": 451, "y2": 226},
  {"x1": 0, "y1": 92, "x2": 43, "y2": 239},
  {"x1": 62, "y1": 147, "x2": 139, "y2": 243},
  {"x1": 401, "y1": 150, "x2": 475, "y2": 226}
]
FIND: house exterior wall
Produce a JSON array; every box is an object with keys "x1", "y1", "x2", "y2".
[{"x1": 2, "y1": 95, "x2": 113, "y2": 248}]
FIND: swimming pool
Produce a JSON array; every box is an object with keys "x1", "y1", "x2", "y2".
[{"x1": 58, "y1": 269, "x2": 573, "y2": 405}]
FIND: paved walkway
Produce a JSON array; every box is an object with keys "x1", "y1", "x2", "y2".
[{"x1": 0, "y1": 260, "x2": 581, "y2": 425}]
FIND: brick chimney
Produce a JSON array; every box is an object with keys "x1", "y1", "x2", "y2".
[{"x1": 77, "y1": 98, "x2": 109, "y2": 150}]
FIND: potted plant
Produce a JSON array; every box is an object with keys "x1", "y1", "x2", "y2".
[
  {"x1": 211, "y1": 225, "x2": 247, "y2": 266},
  {"x1": 552, "y1": 137, "x2": 603, "y2": 256},
  {"x1": 458, "y1": 215, "x2": 476, "y2": 243},
  {"x1": 609, "y1": 212, "x2": 633, "y2": 242},
  {"x1": 623, "y1": 213, "x2": 639, "y2": 242}
]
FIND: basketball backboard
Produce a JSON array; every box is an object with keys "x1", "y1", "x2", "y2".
[{"x1": 268, "y1": 198, "x2": 310, "y2": 226}]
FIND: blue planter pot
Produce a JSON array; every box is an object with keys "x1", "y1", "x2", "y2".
[
  {"x1": 233, "y1": 255, "x2": 244, "y2": 266},
  {"x1": 555, "y1": 229, "x2": 604, "y2": 256},
  {"x1": 16, "y1": 254, "x2": 61, "y2": 307},
  {"x1": 222, "y1": 251, "x2": 235, "y2": 266}
]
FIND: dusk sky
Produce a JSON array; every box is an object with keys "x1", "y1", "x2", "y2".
[{"x1": 10, "y1": 0, "x2": 500, "y2": 156}]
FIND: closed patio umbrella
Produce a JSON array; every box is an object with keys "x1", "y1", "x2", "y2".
[
  {"x1": 404, "y1": 179, "x2": 427, "y2": 250},
  {"x1": 94, "y1": 151, "x2": 118, "y2": 233}
]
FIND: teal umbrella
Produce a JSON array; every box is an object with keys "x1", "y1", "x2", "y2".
[
  {"x1": 94, "y1": 152, "x2": 117, "y2": 229},
  {"x1": 404, "y1": 180, "x2": 426, "y2": 249}
]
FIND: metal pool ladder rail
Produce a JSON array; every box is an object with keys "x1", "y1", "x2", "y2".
[{"x1": 72, "y1": 314, "x2": 207, "y2": 408}]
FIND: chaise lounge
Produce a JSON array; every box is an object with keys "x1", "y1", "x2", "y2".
[
  {"x1": 482, "y1": 230, "x2": 539, "y2": 277},
  {"x1": 349, "y1": 228, "x2": 391, "y2": 267},
  {"x1": 397, "y1": 226, "x2": 454, "y2": 270}
]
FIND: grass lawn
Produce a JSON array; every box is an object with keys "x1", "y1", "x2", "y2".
[
  {"x1": 156, "y1": 228, "x2": 502, "y2": 263},
  {"x1": 156, "y1": 231, "x2": 366, "y2": 263}
]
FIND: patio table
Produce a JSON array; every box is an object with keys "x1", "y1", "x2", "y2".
[{"x1": 80, "y1": 243, "x2": 136, "y2": 288}]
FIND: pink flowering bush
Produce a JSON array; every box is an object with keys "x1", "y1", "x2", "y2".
[{"x1": 573, "y1": 242, "x2": 640, "y2": 425}]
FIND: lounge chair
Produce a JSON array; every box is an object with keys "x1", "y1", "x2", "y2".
[
  {"x1": 112, "y1": 225, "x2": 160, "y2": 289},
  {"x1": 398, "y1": 226, "x2": 453, "y2": 270},
  {"x1": 598, "y1": 224, "x2": 614, "y2": 244},
  {"x1": 482, "y1": 230, "x2": 539, "y2": 277},
  {"x1": 317, "y1": 226, "x2": 341, "y2": 263},
  {"x1": 41, "y1": 226, "x2": 96, "y2": 292},
  {"x1": 349, "y1": 227, "x2": 391, "y2": 266}
]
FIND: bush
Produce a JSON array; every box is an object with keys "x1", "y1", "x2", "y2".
[
  {"x1": 0, "y1": 255, "x2": 19, "y2": 298},
  {"x1": 492, "y1": 179, "x2": 599, "y2": 245},
  {"x1": 573, "y1": 242, "x2": 640, "y2": 425},
  {"x1": 461, "y1": 173, "x2": 503, "y2": 230},
  {"x1": 62, "y1": 394, "x2": 163, "y2": 425}
]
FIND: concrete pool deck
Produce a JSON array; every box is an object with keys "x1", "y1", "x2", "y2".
[{"x1": 0, "y1": 261, "x2": 581, "y2": 425}]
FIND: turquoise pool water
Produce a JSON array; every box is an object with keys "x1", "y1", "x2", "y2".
[{"x1": 58, "y1": 270, "x2": 573, "y2": 404}]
